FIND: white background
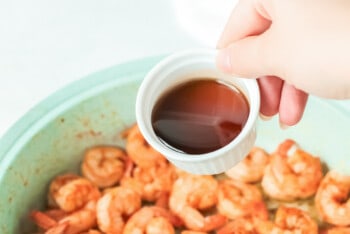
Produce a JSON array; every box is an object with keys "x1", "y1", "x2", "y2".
[{"x1": 0, "y1": 0, "x2": 235, "y2": 137}]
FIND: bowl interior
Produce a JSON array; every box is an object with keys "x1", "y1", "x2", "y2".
[{"x1": 0, "y1": 56, "x2": 350, "y2": 234}]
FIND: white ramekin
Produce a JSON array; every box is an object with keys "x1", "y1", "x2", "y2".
[{"x1": 136, "y1": 49, "x2": 260, "y2": 175}]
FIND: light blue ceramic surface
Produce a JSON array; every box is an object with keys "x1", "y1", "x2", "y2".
[{"x1": 0, "y1": 56, "x2": 349, "y2": 233}]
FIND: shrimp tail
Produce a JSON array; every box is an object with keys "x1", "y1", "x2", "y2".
[
  {"x1": 30, "y1": 210, "x2": 58, "y2": 230},
  {"x1": 276, "y1": 139, "x2": 297, "y2": 155},
  {"x1": 155, "y1": 191, "x2": 170, "y2": 209},
  {"x1": 122, "y1": 156, "x2": 134, "y2": 179}
]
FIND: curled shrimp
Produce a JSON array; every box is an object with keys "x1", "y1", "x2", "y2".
[
  {"x1": 48, "y1": 173, "x2": 80, "y2": 208},
  {"x1": 262, "y1": 139, "x2": 323, "y2": 201},
  {"x1": 169, "y1": 173, "x2": 227, "y2": 232},
  {"x1": 121, "y1": 162, "x2": 177, "y2": 202},
  {"x1": 320, "y1": 227, "x2": 350, "y2": 234},
  {"x1": 54, "y1": 201, "x2": 98, "y2": 234},
  {"x1": 81, "y1": 146, "x2": 128, "y2": 188},
  {"x1": 31, "y1": 200, "x2": 98, "y2": 234},
  {"x1": 225, "y1": 147, "x2": 270, "y2": 183},
  {"x1": 48, "y1": 174, "x2": 101, "y2": 212},
  {"x1": 217, "y1": 179, "x2": 268, "y2": 220},
  {"x1": 96, "y1": 186, "x2": 141, "y2": 234},
  {"x1": 36, "y1": 174, "x2": 101, "y2": 234},
  {"x1": 255, "y1": 206, "x2": 318, "y2": 234},
  {"x1": 124, "y1": 124, "x2": 167, "y2": 168},
  {"x1": 34, "y1": 175, "x2": 101, "y2": 233},
  {"x1": 217, "y1": 217, "x2": 258, "y2": 234},
  {"x1": 123, "y1": 206, "x2": 182, "y2": 234},
  {"x1": 315, "y1": 170, "x2": 350, "y2": 226}
]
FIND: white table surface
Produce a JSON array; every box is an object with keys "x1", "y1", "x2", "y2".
[
  {"x1": 1, "y1": 1, "x2": 348, "y2": 138},
  {"x1": 0, "y1": 0, "x2": 236, "y2": 138}
]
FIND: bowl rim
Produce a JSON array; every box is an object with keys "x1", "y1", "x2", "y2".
[{"x1": 0, "y1": 55, "x2": 165, "y2": 168}]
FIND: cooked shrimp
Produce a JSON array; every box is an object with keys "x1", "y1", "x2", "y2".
[
  {"x1": 262, "y1": 139, "x2": 323, "y2": 201},
  {"x1": 256, "y1": 206, "x2": 318, "y2": 234},
  {"x1": 32, "y1": 201, "x2": 98, "y2": 234},
  {"x1": 315, "y1": 170, "x2": 350, "y2": 226},
  {"x1": 217, "y1": 179, "x2": 268, "y2": 220},
  {"x1": 124, "y1": 124, "x2": 167, "y2": 168},
  {"x1": 30, "y1": 210, "x2": 60, "y2": 230},
  {"x1": 321, "y1": 227, "x2": 350, "y2": 234},
  {"x1": 30, "y1": 209, "x2": 68, "y2": 233},
  {"x1": 81, "y1": 146, "x2": 127, "y2": 188},
  {"x1": 55, "y1": 201, "x2": 97, "y2": 234},
  {"x1": 121, "y1": 162, "x2": 177, "y2": 202},
  {"x1": 145, "y1": 217, "x2": 175, "y2": 234},
  {"x1": 39, "y1": 177, "x2": 100, "y2": 233},
  {"x1": 155, "y1": 191, "x2": 170, "y2": 209},
  {"x1": 181, "y1": 231, "x2": 207, "y2": 234},
  {"x1": 48, "y1": 174, "x2": 80, "y2": 208},
  {"x1": 275, "y1": 138, "x2": 297, "y2": 155},
  {"x1": 169, "y1": 174, "x2": 227, "y2": 232},
  {"x1": 45, "y1": 222, "x2": 68, "y2": 234},
  {"x1": 43, "y1": 209, "x2": 68, "y2": 222},
  {"x1": 48, "y1": 175, "x2": 101, "y2": 212},
  {"x1": 96, "y1": 186, "x2": 141, "y2": 234},
  {"x1": 217, "y1": 217, "x2": 257, "y2": 234},
  {"x1": 80, "y1": 230, "x2": 103, "y2": 234},
  {"x1": 123, "y1": 206, "x2": 182, "y2": 234},
  {"x1": 225, "y1": 147, "x2": 270, "y2": 183}
]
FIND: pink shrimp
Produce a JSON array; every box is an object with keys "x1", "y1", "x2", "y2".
[
  {"x1": 121, "y1": 162, "x2": 177, "y2": 202},
  {"x1": 255, "y1": 206, "x2": 318, "y2": 234},
  {"x1": 217, "y1": 179, "x2": 268, "y2": 220},
  {"x1": 320, "y1": 227, "x2": 350, "y2": 234},
  {"x1": 225, "y1": 147, "x2": 270, "y2": 183},
  {"x1": 169, "y1": 173, "x2": 227, "y2": 232},
  {"x1": 124, "y1": 124, "x2": 167, "y2": 168},
  {"x1": 262, "y1": 139, "x2": 323, "y2": 201},
  {"x1": 315, "y1": 170, "x2": 350, "y2": 226},
  {"x1": 48, "y1": 174, "x2": 101, "y2": 212},
  {"x1": 33, "y1": 175, "x2": 102, "y2": 234},
  {"x1": 81, "y1": 146, "x2": 128, "y2": 188},
  {"x1": 123, "y1": 206, "x2": 182, "y2": 234},
  {"x1": 217, "y1": 217, "x2": 258, "y2": 234},
  {"x1": 96, "y1": 186, "x2": 142, "y2": 234},
  {"x1": 31, "y1": 200, "x2": 98, "y2": 234}
]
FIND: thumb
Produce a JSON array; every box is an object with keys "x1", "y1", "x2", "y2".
[{"x1": 216, "y1": 33, "x2": 275, "y2": 78}]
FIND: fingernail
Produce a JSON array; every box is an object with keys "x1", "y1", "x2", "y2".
[
  {"x1": 259, "y1": 113, "x2": 272, "y2": 121},
  {"x1": 216, "y1": 49, "x2": 232, "y2": 73},
  {"x1": 279, "y1": 122, "x2": 290, "y2": 130}
]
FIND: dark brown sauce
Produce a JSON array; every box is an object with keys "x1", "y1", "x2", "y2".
[{"x1": 151, "y1": 79, "x2": 250, "y2": 154}]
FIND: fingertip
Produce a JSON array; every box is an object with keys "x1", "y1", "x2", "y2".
[
  {"x1": 279, "y1": 114, "x2": 303, "y2": 127},
  {"x1": 279, "y1": 122, "x2": 290, "y2": 130},
  {"x1": 259, "y1": 113, "x2": 273, "y2": 121},
  {"x1": 258, "y1": 76, "x2": 283, "y2": 116},
  {"x1": 279, "y1": 84, "x2": 309, "y2": 126},
  {"x1": 216, "y1": 49, "x2": 232, "y2": 74}
]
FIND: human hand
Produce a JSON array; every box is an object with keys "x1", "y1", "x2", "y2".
[{"x1": 216, "y1": 0, "x2": 350, "y2": 126}]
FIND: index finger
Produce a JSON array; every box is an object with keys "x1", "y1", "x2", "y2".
[{"x1": 217, "y1": 0, "x2": 272, "y2": 49}]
